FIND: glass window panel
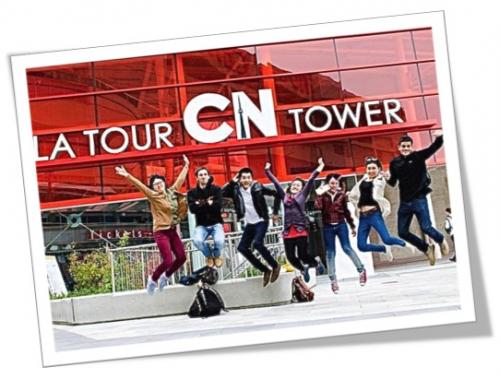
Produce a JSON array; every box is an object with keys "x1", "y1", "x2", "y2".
[
  {"x1": 93, "y1": 55, "x2": 176, "y2": 90},
  {"x1": 228, "y1": 148, "x2": 269, "y2": 181},
  {"x1": 38, "y1": 167, "x2": 102, "y2": 203},
  {"x1": 96, "y1": 87, "x2": 179, "y2": 124},
  {"x1": 274, "y1": 72, "x2": 342, "y2": 105},
  {"x1": 27, "y1": 63, "x2": 94, "y2": 98},
  {"x1": 340, "y1": 64, "x2": 421, "y2": 98},
  {"x1": 30, "y1": 96, "x2": 96, "y2": 132},
  {"x1": 412, "y1": 29, "x2": 435, "y2": 60},
  {"x1": 335, "y1": 32, "x2": 415, "y2": 68},
  {"x1": 180, "y1": 47, "x2": 257, "y2": 83},
  {"x1": 418, "y1": 62, "x2": 438, "y2": 92},
  {"x1": 256, "y1": 39, "x2": 337, "y2": 74},
  {"x1": 350, "y1": 134, "x2": 402, "y2": 168},
  {"x1": 424, "y1": 95, "x2": 442, "y2": 127},
  {"x1": 100, "y1": 163, "x2": 145, "y2": 196}
]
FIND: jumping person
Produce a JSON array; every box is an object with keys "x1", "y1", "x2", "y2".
[
  {"x1": 264, "y1": 158, "x2": 325, "y2": 283},
  {"x1": 385, "y1": 131, "x2": 449, "y2": 265},
  {"x1": 444, "y1": 207, "x2": 456, "y2": 262},
  {"x1": 315, "y1": 172, "x2": 367, "y2": 294},
  {"x1": 115, "y1": 155, "x2": 189, "y2": 295},
  {"x1": 349, "y1": 157, "x2": 406, "y2": 262},
  {"x1": 187, "y1": 167, "x2": 225, "y2": 268},
  {"x1": 222, "y1": 167, "x2": 281, "y2": 287}
]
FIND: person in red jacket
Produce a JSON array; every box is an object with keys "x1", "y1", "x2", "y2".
[{"x1": 315, "y1": 173, "x2": 366, "y2": 294}]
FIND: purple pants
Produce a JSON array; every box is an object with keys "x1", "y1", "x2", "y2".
[{"x1": 152, "y1": 228, "x2": 187, "y2": 282}]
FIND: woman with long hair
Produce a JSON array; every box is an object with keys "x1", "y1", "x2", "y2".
[
  {"x1": 349, "y1": 156, "x2": 406, "y2": 261},
  {"x1": 315, "y1": 172, "x2": 366, "y2": 294},
  {"x1": 265, "y1": 158, "x2": 325, "y2": 282},
  {"x1": 115, "y1": 155, "x2": 189, "y2": 295}
]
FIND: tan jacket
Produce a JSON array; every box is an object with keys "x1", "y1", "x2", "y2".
[
  {"x1": 349, "y1": 173, "x2": 391, "y2": 218},
  {"x1": 125, "y1": 165, "x2": 189, "y2": 231}
]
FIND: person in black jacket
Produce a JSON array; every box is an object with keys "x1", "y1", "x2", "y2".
[
  {"x1": 385, "y1": 131, "x2": 449, "y2": 265},
  {"x1": 222, "y1": 167, "x2": 281, "y2": 287},
  {"x1": 188, "y1": 167, "x2": 225, "y2": 268}
]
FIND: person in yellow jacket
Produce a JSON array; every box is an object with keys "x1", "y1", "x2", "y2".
[{"x1": 115, "y1": 155, "x2": 189, "y2": 295}]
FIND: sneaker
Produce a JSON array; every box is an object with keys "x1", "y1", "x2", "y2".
[
  {"x1": 206, "y1": 257, "x2": 215, "y2": 267},
  {"x1": 331, "y1": 280, "x2": 339, "y2": 294},
  {"x1": 383, "y1": 245, "x2": 394, "y2": 262},
  {"x1": 426, "y1": 243, "x2": 436, "y2": 266},
  {"x1": 302, "y1": 266, "x2": 310, "y2": 283},
  {"x1": 263, "y1": 270, "x2": 271, "y2": 287},
  {"x1": 449, "y1": 255, "x2": 456, "y2": 262},
  {"x1": 440, "y1": 239, "x2": 450, "y2": 256},
  {"x1": 213, "y1": 256, "x2": 224, "y2": 268},
  {"x1": 146, "y1": 276, "x2": 157, "y2": 296},
  {"x1": 316, "y1": 262, "x2": 325, "y2": 275},
  {"x1": 359, "y1": 270, "x2": 367, "y2": 286},
  {"x1": 158, "y1": 274, "x2": 168, "y2": 292},
  {"x1": 270, "y1": 265, "x2": 281, "y2": 283}
]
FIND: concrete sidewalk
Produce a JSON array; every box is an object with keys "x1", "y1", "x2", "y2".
[{"x1": 53, "y1": 259, "x2": 460, "y2": 351}]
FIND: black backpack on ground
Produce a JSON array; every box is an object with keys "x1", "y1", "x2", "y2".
[
  {"x1": 180, "y1": 266, "x2": 219, "y2": 286},
  {"x1": 292, "y1": 276, "x2": 315, "y2": 303},
  {"x1": 188, "y1": 284, "x2": 227, "y2": 318}
]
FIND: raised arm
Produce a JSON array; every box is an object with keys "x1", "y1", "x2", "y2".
[
  {"x1": 302, "y1": 158, "x2": 324, "y2": 198},
  {"x1": 115, "y1": 166, "x2": 154, "y2": 198},
  {"x1": 417, "y1": 132, "x2": 444, "y2": 161},
  {"x1": 264, "y1": 163, "x2": 285, "y2": 199},
  {"x1": 171, "y1": 154, "x2": 190, "y2": 191},
  {"x1": 386, "y1": 161, "x2": 398, "y2": 187}
]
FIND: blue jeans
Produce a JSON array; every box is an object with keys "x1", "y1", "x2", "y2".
[
  {"x1": 192, "y1": 223, "x2": 225, "y2": 258},
  {"x1": 397, "y1": 195, "x2": 444, "y2": 253},
  {"x1": 237, "y1": 221, "x2": 278, "y2": 273},
  {"x1": 358, "y1": 210, "x2": 406, "y2": 252},
  {"x1": 323, "y1": 222, "x2": 364, "y2": 281}
]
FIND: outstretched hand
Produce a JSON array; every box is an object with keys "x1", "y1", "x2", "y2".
[
  {"x1": 264, "y1": 162, "x2": 271, "y2": 170},
  {"x1": 381, "y1": 171, "x2": 390, "y2": 180},
  {"x1": 317, "y1": 157, "x2": 325, "y2": 171},
  {"x1": 433, "y1": 130, "x2": 443, "y2": 138},
  {"x1": 115, "y1": 166, "x2": 129, "y2": 177},
  {"x1": 182, "y1": 154, "x2": 190, "y2": 166}
]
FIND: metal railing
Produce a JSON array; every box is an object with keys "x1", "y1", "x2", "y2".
[{"x1": 107, "y1": 226, "x2": 285, "y2": 292}]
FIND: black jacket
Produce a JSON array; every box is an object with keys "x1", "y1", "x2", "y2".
[
  {"x1": 222, "y1": 180, "x2": 280, "y2": 222},
  {"x1": 187, "y1": 178, "x2": 223, "y2": 227},
  {"x1": 387, "y1": 135, "x2": 443, "y2": 202}
]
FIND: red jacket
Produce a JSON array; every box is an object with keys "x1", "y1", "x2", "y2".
[{"x1": 314, "y1": 191, "x2": 355, "y2": 229}]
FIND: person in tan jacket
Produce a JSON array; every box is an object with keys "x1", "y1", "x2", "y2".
[{"x1": 115, "y1": 155, "x2": 189, "y2": 295}]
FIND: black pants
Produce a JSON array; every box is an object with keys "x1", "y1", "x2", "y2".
[
  {"x1": 284, "y1": 236, "x2": 318, "y2": 272},
  {"x1": 237, "y1": 221, "x2": 278, "y2": 273}
]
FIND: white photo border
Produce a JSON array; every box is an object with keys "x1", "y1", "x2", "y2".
[{"x1": 11, "y1": 11, "x2": 475, "y2": 367}]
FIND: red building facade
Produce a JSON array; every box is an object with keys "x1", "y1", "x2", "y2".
[{"x1": 28, "y1": 27, "x2": 443, "y2": 211}]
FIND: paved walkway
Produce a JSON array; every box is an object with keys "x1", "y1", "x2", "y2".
[{"x1": 53, "y1": 259, "x2": 459, "y2": 351}]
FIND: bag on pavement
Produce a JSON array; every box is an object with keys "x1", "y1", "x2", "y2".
[
  {"x1": 188, "y1": 284, "x2": 226, "y2": 318},
  {"x1": 292, "y1": 276, "x2": 315, "y2": 303}
]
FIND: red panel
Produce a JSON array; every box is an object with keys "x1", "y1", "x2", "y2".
[
  {"x1": 38, "y1": 167, "x2": 101, "y2": 203},
  {"x1": 418, "y1": 62, "x2": 438, "y2": 92},
  {"x1": 412, "y1": 29, "x2": 435, "y2": 60},
  {"x1": 256, "y1": 39, "x2": 337, "y2": 74},
  {"x1": 93, "y1": 55, "x2": 176, "y2": 90},
  {"x1": 180, "y1": 47, "x2": 258, "y2": 83},
  {"x1": 424, "y1": 95, "x2": 442, "y2": 127},
  {"x1": 27, "y1": 63, "x2": 94, "y2": 98},
  {"x1": 30, "y1": 96, "x2": 96, "y2": 132},
  {"x1": 95, "y1": 88, "x2": 179, "y2": 125},
  {"x1": 273, "y1": 72, "x2": 342, "y2": 105},
  {"x1": 340, "y1": 64, "x2": 421, "y2": 98},
  {"x1": 335, "y1": 32, "x2": 415, "y2": 68}
]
